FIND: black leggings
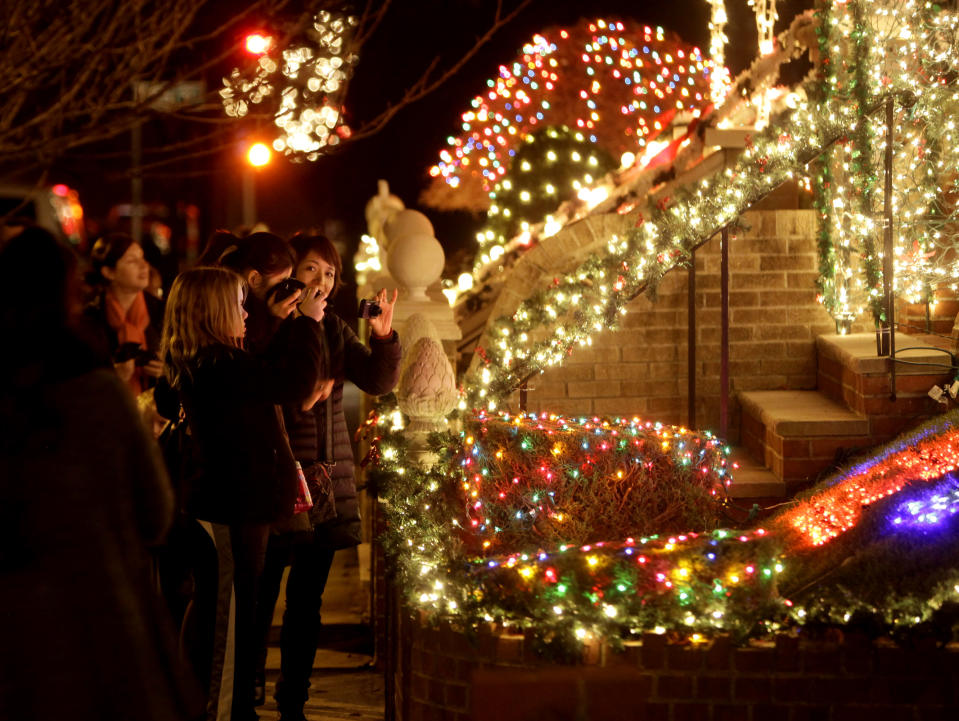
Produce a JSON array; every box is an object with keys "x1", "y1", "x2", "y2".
[
  {"x1": 183, "y1": 519, "x2": 269, "y2": 721},
  {"x1": 254, "y1": 531, "x2": 336, "y2": 714}
]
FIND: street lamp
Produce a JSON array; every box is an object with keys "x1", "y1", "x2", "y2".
[{"x1": 242, "y1": 141, "x2": 271, "y2": 228}]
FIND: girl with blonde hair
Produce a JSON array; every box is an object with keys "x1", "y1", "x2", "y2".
[{"x1": 160, "y1": 266, "x2": 326, "y2": 721}]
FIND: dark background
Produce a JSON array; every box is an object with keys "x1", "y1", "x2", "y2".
[{"x1": 46, "y1": 0, "x2": 813, "y2": 272}]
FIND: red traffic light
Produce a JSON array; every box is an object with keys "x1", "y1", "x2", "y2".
[{"x1": 244, "y1": 33, "x2": 271, "y2": 55}]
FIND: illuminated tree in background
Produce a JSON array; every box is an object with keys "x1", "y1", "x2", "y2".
[
  {"x1": 221, "y1": 9, "x2": 359, "y2": 161},
  {"x1": 480, "y1": 126, "x2": 617, "y2": 263},
  {"x1": 423, "y1": 18, "x2": 723, "y2": 214}
]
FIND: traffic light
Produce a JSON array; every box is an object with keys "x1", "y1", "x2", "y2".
[{"x1": 244, "y1": 33, "x2": 271, "y2": 55}]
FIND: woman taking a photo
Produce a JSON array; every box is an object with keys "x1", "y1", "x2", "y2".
[
  {"x1": 256, "y1": 233, "x2": 401, "y2": 721},
  {"x1": 161, "y1": 266, "x2": 325, "y2": 721},
  {"x1": 218, "y1": 232, "x2": 302, "y2": 355}
]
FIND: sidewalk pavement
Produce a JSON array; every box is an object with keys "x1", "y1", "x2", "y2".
[{"x1": 260, "y1": 546, "x2": 385, "y2": 721}]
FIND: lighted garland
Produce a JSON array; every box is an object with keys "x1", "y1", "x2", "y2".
[
  {"x1": 372, "y1": 0, "x2": 959, "y2": 653},
  {"x1": 369, "y1": 407, "x2": 788, "y2": 642},
  {"x1": 812, "y1": 0, "x2": 884, "y2": 324},
  {"x1": 220, "y1": 9, "x2": 358, "y2": 160},
  {"x1": 705, "y1": 0, "x2": 730, "y2": 105},
  {"x1": 371, "y1": 403, "x2": 959, "y2": 646},
  {"x1": 813, "y1": 1, "x2": 959, "y2": 323},
  {"x1": 447, "y1": 9, "x2": 818, "y2": 295},
  {"x1": 464, "y1": 85, "x2": 860, "y2": 409},
  {"x1": 465, "y1": 2, "x2": 959, "y2": 409}
]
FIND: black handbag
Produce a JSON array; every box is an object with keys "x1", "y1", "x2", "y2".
[{"x1": 157, "y1": 409, "x2": 202, "y2": 515}]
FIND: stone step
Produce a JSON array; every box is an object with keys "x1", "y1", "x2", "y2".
[
  {"x1": 725, "y1": 446, "x2": 786, "y2": 499},
  {"x1": 740, "y1": 389, "x2": 870, "y2": 437},
  {"x1": 816, "y1": 331, "x2": 953, "y2": 442},
  {"x1": 739, "y1": 389, "x2": 874, "y2": 490}
]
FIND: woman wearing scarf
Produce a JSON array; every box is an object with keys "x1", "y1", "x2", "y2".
[{"x1": 83, "y1": 233, "x2": 165, "y2": 396}]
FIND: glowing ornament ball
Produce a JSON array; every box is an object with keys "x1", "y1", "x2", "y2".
[
  {"x1": 481, "y1": 125, "x2": 617, "y2": 250},
  {"x1": 423, "y1": 17, "x2": 721, "y2": 212}
]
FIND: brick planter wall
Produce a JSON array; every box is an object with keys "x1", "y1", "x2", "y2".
[{"x1": 395, "y1": 612, "x2": 959, "y2": 720}]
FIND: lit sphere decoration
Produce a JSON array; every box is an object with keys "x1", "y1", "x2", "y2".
[
  {"x1": 424, "y1": 17, "x2": 722, "y2": 212},
  {"x1": 480, "y1": 125, "x2": 616, "y2": 257}
]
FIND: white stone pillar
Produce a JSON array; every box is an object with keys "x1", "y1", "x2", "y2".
[{"x1": 384, "y1": 209, "x2": 462, "y2": 347}]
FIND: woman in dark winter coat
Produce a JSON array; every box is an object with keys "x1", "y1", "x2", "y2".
[
  {"x1": 161, "y1": 266, "x2": 326, "y2": 721},
  {"x1": 83, "y1": 232, "x2": 165, "y2": 396},
  {"x1": 254, "y1": 234, "x2": 400, "y2": 721},
  {"x1": 0, "y1": 226, "x2": 202, "y2": 721}
]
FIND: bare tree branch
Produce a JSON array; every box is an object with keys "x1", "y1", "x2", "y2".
[
  {"x1": 0, "y1": 0, "x2": 530, "y2": 180},
  {"x1": 346, "y1": 0, "x2": 532, "y2": 143}
]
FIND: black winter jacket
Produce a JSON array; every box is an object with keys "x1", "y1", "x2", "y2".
[
  {"x1": 170, "y1": 315, "x2": 323, "y2": 525},
  {"x1": 282, "y1": 313, "x2": 400, "y2": 547}
]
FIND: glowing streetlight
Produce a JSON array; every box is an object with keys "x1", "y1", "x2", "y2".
[
  {"x1": 242, "y1": 142, "x2": 271, "y2": 227},
  {"x1": 247, "y1": 142, "x2": 271, "y2": 167}
]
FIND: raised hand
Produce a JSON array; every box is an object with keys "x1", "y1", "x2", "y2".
[{"x1": 369, "y1": 287, "x2": 398, "y2": 338}]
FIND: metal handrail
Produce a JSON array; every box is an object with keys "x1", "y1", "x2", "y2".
[{"x1": 684, "y1": 92, "x2": 911, "y2": 434}]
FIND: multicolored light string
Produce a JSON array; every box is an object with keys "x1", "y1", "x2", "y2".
[
  {"x1": 373, "y1": 400, "x2": 959, "y2": 645},
  {"x1": 427, "y1": 18, "x2": 720, "y2": 209}
]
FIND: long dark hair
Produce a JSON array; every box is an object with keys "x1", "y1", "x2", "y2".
[
  {"x1": 88, "y1": 232, "x2": 136, "y2": 286},
  {"x1": 219, "y1": 232, "x2": 294, "y2": 277}
]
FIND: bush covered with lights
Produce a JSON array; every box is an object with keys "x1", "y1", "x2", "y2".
[
  {"x1": 440, "y1": 411, "x2": 730, "y2": 557},
  {"x1": 370, "y1": 406, "x2": 959, "y2": 648}
]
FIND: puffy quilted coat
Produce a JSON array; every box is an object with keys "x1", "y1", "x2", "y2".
[{"x1": 282, "y1": 312, "x2": 400, "y2": 548}]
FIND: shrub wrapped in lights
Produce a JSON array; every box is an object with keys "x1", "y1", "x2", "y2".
[
  {"x1": 372, "y1": 408, "x2": 788, "y2": 643},
  {"x1": 450, "y1": 411, "x2": 731, "y2": 556},
  {"x1": 371, "y1": 405, "x2": 959, "y2": 647}
]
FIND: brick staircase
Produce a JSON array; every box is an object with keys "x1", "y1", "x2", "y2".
[{"x1": 731, "y1": 331, "x2": 956, "y2": 498}]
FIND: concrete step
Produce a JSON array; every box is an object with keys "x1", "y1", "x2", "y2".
[
  {"x1": 740, "y1": 389, "x2": 870, "y2": 437},
  {"x1": 739, "y1": 389, "x2": 874, "y2": 491},
  {"x1": 816, "y1": 332, "x2": 953, "y2": 440},
  {"x1": 726, "y1": 445, "x2": 786, "y2": 499}
]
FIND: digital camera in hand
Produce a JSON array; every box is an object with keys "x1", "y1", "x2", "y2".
[
  {"x1": 358, "y1": 299, "x2": 382, "y2": 319},
  {"x1": 268, "y1": 277, "x2": 306, "y2": 302}
]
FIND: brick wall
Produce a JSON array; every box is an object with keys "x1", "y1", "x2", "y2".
[
  {"x1": 506, "y1": 209, "x2": 873, "y2": 442},
  {"x1": 395, "y1": 612, "x2": 959, "y2": 720}
]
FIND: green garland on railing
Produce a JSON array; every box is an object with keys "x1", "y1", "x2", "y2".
[
  {"x1": 463, "y1": 1, "x2": 959, "y2": 408},
  {"x1": 849, "y1": 0, "x2": 883, "y2": 322},
  {"x1": 465, "y1": 87, "x2": 854, "y2": 408}
]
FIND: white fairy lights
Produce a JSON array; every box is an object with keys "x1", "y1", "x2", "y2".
[{"x1": 220, "y1": 10, "x2": 358, "y2": 162}]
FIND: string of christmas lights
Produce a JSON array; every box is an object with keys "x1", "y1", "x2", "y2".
[
  {"x1": 370, "y1": 0, "x2": 959, "y2": 652},
  {"x1": 372, "y1": 398, "x2": 959, "y2": 646},
  {"x1": 814, "y1": 1, "x2": 959, "y2": 324},
  {"x1": 425, "y1": 18, "x2": 721, "y2": 214},
  {"x1": 463, "y1": 1, "x2": 959, "y2": 409},
  {"x1": 220, "y1": 9, "x2": 358, "y2": 161}
]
